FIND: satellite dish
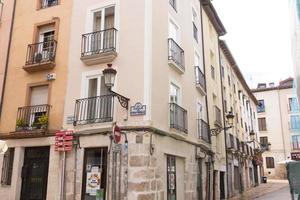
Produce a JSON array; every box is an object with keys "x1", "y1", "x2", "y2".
[{"x1": 0, "y1": 140, "x2": 8, "y2": 154}]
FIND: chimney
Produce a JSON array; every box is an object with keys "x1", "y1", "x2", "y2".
[
  {"x1": 257, "y1": 83, "x2": 267, "y2": 89},
  {"x1": 269, "y1": 82, "x2": 275, "y2": 87}
]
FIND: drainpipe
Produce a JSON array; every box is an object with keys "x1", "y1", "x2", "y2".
[
  {"x1": 199, "y1": 3, "x2": 212, "y2": 200},
  {"x1": 217, "y1": 40, "x2": 229, "y2": 199},
  {"x1": 0, "y1": 0, "x2": 17, "y2": 117}
]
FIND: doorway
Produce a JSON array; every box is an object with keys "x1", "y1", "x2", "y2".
[
  {"x1": 20, "y1": 147, "x2": 50, "y2": 200},
  {"x1": 220, "y1": 171, "x2": 225, "y2": 199}
]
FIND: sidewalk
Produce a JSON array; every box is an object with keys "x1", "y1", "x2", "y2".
[{"x1": 228, "y1": 179, "x2": 289, "y2": 200}]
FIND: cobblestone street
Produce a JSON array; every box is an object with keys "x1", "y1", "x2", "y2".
[{"x1": 229, "y1": 180, "x2": 290, "y2": 200}]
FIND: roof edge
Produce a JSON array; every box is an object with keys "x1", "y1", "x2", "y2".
[
  {"x1": 219, "y1": 40, "x2": 258, "y2": 105},
  {"x1": 201, "y1": 0, "x2": 226, "y2": 36}
]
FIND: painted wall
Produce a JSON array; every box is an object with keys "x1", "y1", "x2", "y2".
[
  {"x1": 0, "y1": 0, "x2": 15, "y2": 113},
  {"x1": 0, "y1": 0, "x2": 73, "y2": 133}
]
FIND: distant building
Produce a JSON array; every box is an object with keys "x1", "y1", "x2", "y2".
[
  {"x1": 290, "y1": 0, "x2": 300, "y2": 103},
  {"x1": 252, "y1": 78, "x2": 300, "y2": 179}
]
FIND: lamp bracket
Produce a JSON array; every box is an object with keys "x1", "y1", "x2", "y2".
[
  {"x1": 109, "y1": 89, "x2": 130, "y2": 110},
  {"x1": 210, "y1": 126, "x2": 232, "y2": 136}
]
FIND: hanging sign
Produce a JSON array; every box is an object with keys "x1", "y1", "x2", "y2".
[
  {"x1": 55, "y1": 130, "x2": 74, "y2": 152},
  {"x1": 113, "y1": 125, "x2": 121, "y2": 144}
]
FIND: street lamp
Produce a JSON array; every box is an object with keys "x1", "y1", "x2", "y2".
[
  {"x1": 210, "y1": 111, "x2": 235, "y2": 136},
  {"x1": 102, "y1": 64, "x2": 130, "y2": 110}
]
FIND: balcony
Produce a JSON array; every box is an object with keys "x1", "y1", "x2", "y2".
[
  {"x1": 197, "y1": 119, "x2": 210, "y2": 143},
  {"x1": 195, "y1": 66, "x2": 206, "y2": 95},
  {"x1": 73, "y1": 95, "x2": 114, "y2": 125},
  {"x1": 214, "y1": 106, "x2": 222, "y2": 127},
  {"x1": 168, "y1": 38, "x2": 185, "y2": 73},
  {"x1": 23, "y1": 40, "x2": 57, "y2": 72},
  {"x1": 15, "y1": 104, "x2": 50, "y2": 132},
  {"x1": 169, "y1": 103, "x2": 188, "y2": 133},
  {"x1": 40, "y1": 0, "x2": 58, "y2": 9},
  {"x1": 81, "y1": 28, "x2": 117, "y2": 66},
  {"x1": 260, "y1": 144, "x2": 269, "y2": 151}
]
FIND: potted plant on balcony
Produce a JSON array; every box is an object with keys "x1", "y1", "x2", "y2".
[
  {"x1": 38, "y1": 114, "x2": 48, "y2": 130},
  {"x1": 16, "y1": 119, "x2": 26, "y2": 131}
]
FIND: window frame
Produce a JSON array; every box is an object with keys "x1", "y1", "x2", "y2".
[
  {"x1": 290, "y1": 115, "x2": 300, "y2": 131},
  {"x1": 167, "y1": 155, "x2": 177, "y2": 200},
  {"x1": 257, "y1": 100, "x2": 265, "y2": 113},
  {"x1": 169, "y1": 0, "x2": 177, "y2": 11},
  {"x1": 258, "y1": 117, "x2": 267, "y2": 131},
  {"x1": 266, "y1": 157, "x2": 275, "y2": 169}
]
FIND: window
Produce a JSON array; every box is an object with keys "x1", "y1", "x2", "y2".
[
  {"x1": 221, "y1": 66, "x2": 225, "y2": 78},
  {"x1": 257, "y1": 100, "x2": 265, "y2": 113},
  {"x1": 211, "y1": 66, "x2": 215, "y2": 80},
  {"x1": 169, "y1": 20, "x2": 179, "y2": 42},
  {"x1": 289, "y1": 97, "x2": 299, "y2": 112},
  {"x1": 40, "y1": 0, "x2": 58, "y2": 9},
  {"x1": 167, "y1": 155, "x2": 177, "y2": 200},
  {"x1": 233, "y1": 84, "x2": 236, "y2": 94},
  {"x1": 82, "y1": 148, "x2": 107, "y2": 199},
  {"x1": 228, "y1": 75, "x2": 231, "y2": 86},
  {"x1": 290, "y1": 115, "x2": 300, "y2": 130},
  {"x1": 266, "y1": 157, "x2": 274, "y2": 168},
  {"x1": 292, "y1": 135, "x2": 300, "y2": 150},
  {"x1": 241, "y1": 118, "x2": 243, "y2": 128},
  {"x1": 236, "y1": 113, "x2": 239, "y2": 124},
  {"x1": 259, "y1": 137, "x2": 269, "y2": 146},
  {"x1": 170, "y1": 83, "x2": 180, "y2": 104},
  {"x1": 224, "y1": 100, "x2": 227, "y2": 113},
  {"x1": 192, "y1": 8, "x2": 198, "y2": 42},
  {"x1": 1, "y1": 148, "x2": 14, "y2": 185},
  {"x1": 169, "y1": 0, "x2": 177, "y2": 11},
  {"x1": 258, "y1": 118, "x2": 267, "y2": 131}
]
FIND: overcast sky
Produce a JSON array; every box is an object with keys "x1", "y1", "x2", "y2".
[{"x1": 213, "y1": 0, "x2": 294, "y2": 89}]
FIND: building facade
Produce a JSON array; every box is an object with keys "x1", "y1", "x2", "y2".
[
  {"x1": 0, "y1": 0, "x2": 73, "y2": 199},
  {"x1": 252, "y1": 78, "x2": 300, "y2": 179},
  {"x1": 219, "y1": 41, "x2": 262, "y2": 198},
  {"x1": 0, "y1": 0, "x2": 262, "y2": 200}
]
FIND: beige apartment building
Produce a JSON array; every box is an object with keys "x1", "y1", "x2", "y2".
[
  {"x1": 219, "y1": 41, "x2": 262, "y2": 197},
  {"x1": 0, "y1": 0, "x2": 262, "y2": 200},
  {"x1": 0, "y1": 0, "x2": 15, "y2": 114},
  {"x1": 252, "y1": 78, "x2": 300, "y2": 179},
  {"x1": 0, "y1": 0, "x2": 73, "y2": 199}
]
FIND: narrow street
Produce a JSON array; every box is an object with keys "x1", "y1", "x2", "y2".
[
  {"x1": 229, "y1": 180, "x2": 290, "y2": 200},
  {"x1": 256, "y1": 186, "x2": 290, "y2": 200}
]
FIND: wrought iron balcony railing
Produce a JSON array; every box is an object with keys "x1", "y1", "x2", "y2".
[
  {"x1": 25, "y1": 40, "x2": 57, "y2": 66},
  {"x1": 214, "y1": 106, "x2": 222, "y2": 126},
  {"x1": 73, "y1": 95, "x2": 114, "y2": 125},
  {"x1": 40, "y1": 0, "x2": 58, "y2": 9},
  {"x1": 195, "y1": 66, "x2": 206, "y2": 91},
  {"x1": 197, "y1": 119, "x2": 210, "y2": 143},
  {"x1": 168, "y1": 38, "x2": 185, "y2": 70},
  {"x1": 16, "y1": 104, "x2": 50, "y2": 131},
  {"x1": 169, "y1": 103, "x2": 188, "y2": 133},
  {"x1": 81, "y1": 28, "x2": 117, "y2": 57}
]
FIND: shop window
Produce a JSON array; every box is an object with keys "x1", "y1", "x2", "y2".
[{"x1": 82, "y1": 148, "x2": 107, "y2": 200}]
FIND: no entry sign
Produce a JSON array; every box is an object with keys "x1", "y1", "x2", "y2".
[
  {"x1": 113, "y1": 125, "x2": 121, "y2": 144},
  {"x1": 55, "y1": 130, "x2": 74, "y2": 152}
]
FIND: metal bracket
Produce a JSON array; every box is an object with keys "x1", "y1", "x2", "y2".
[
  {"x1": 210, "y1": 126, "x2": 232, "y2": 136},
  {"x1": 110, "y1": 89, "x2": 130, "y2": 110}
]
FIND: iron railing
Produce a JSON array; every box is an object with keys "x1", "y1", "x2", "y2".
[
  {"x1": 214, "y1": 106, "x2": 222, "y2": 126},
  {"x1": 168, "y1": 38, "x2": 185, "y2": 70},
  {"x1": 260, "y1": 143, "x2": 269, "y2": 151},
  {"x1": 16, "y1": 104, "x2": 50, "y2": 131},
  {"x1": 81, "y1": 28, "x2": 117, "y2": 57},
  {"x1": 169, "y1": 103, "x2": 188, "y2": 133},
  {"x1": 73, "y1": 95, "x2": 114, "y2": 125},
  {"x1": 198, "y1": 119, "x2": 210, "y2": 143},
  {"x1": 25, "y1": 40, "x2": 57, "y2": 66},
  {"x1": 195, "y1": 66, "x2": 206, "y2": 90},
  {"x1": 40, "y1": 0, "x2": 58, "y2": 9}
]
